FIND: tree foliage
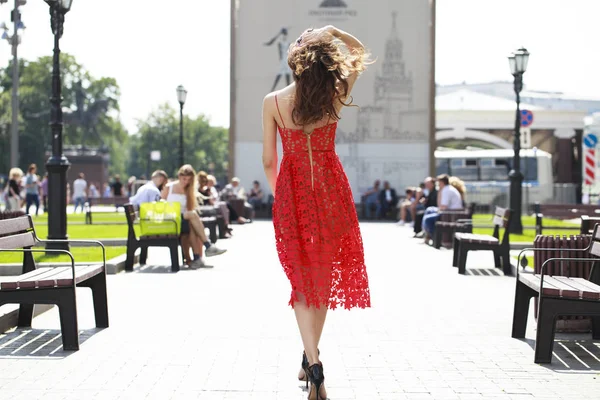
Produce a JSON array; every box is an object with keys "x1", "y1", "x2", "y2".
[
  {"x1": 128, "y1": 104, "x2": 229, "y2": 179},
  {"x1": 0, "y1": 54, "x2": 127, "y2": 175}
]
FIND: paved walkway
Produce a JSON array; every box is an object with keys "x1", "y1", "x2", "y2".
[{"x1": 0, "y1": 222, "x2": 598, "y2": 400}]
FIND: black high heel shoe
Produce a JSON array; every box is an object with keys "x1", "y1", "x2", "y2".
[
  {"x1": 307, "y1": 363, "x2": 326, "y2": 400},
  {"x1": 299, "y1": 349, "x2": 320, "y2": 385},
  {"x1": 300, "y1": 352, "x2": 309, "y2": 387}
]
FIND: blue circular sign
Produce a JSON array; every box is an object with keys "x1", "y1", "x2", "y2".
[
  {"x1": 584, "y1": 133, "x2": 598, "y2": 148},
  {"x1": 520, "y1": 110, "x2": 534, "y2": 127}
]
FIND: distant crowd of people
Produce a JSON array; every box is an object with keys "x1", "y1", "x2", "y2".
[
  {"x1": 1, "y1": 164, "x2": 269, "y2": 269},
  {"x1": 362, "y1": 174, "x2": 467, "y2": 243}
]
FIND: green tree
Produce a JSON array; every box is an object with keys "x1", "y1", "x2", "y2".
[
  {"x1": 128, "y1": 104, "x2": 229, "y2": 179},
  {"x1": 0, "y1": 54, "x2": 127, "y2": 175}
]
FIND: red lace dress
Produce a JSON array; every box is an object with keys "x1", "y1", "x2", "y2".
[{"x1": 271, "y1": 95, "x2": 371, "y2": 310}]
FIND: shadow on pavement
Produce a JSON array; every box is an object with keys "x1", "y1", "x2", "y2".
[
  {"x1": 465, "y1": 268, "x2": 503, "y2": 276},
  {"x1": 131, "y1": 264, "x2": 214, "y2": 273},
  {"x1": 518, "y1": 337, "x2": 600, "y2": 372},
  {"x1": 0, "y1": 328, "x2": 101, "y2": 358}
]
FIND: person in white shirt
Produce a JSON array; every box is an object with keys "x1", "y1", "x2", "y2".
[
  {"x1": 72, "y1": 173, "x2": 88, "y2": 213},
  {"x1": 129, "y1": 170, "x2": 168, "y2": 209},
  {"x1": 422, "y1": 174, "x2": 464, "y2": 241}
]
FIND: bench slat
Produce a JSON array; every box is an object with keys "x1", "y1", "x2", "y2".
[
  {"x1": 0, "y1": 268, "x2": 54, "y2": 290},
  {"x1": 73, "y1": 264, "x2": 104, "y2": 285},
  {"x1": 552, "y1": 276, "x2": 600, "y2": 300},
  {"x1": 20, "y1": 267, "x2": 71, "y2": 289},
  {"x1": 519, "y1": 274, "x2": 600, "y2": 300},
  {"x1": 518, "y1": 274, "x2": 561, "y2": 297},
  {"x1": 0, "y1": 231, "x2": 36, "y2": 250},
  {"x1": 455, "y1": 233, "x2": 498, "y2": 244},
  {"x1": 38, "y1": 264, "x2": 105, "y2": 288},
  {"x1": 4, "y1": 265, "x2": 105, "y2": 290},
  {"x1": 0, "y1": 216, "x2": 32, "y2": 236},
  {"x1": 542, "y1": 276, "x2": 581, "y2": 299}
]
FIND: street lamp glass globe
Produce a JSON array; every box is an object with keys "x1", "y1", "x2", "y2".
[
  {"x1": 514, "y1": 47, "x2": 529, "y2": 73},
  {"x1": 176, "y1": 85, "x2": 187, "y2": 105},
  {"x1": 508, "y1": 54, "x2": 517, "y2": 75}
]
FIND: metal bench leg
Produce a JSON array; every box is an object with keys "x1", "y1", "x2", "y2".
[
  {"x1": 125, "y1": 244, "x2": 137, "y2": 272},
  {"x1": 58, "y1": 290, "x2": 79, "y2": 351},
  {"x1": 139, "y1": 246, "x2": 148, "y2": 265},
  {"x1": 80, "y1": 273, "x2": 109, "y2": 328},
  {"x1": 502, "y1": 248, "x2": 512, "y2": 276},
  {"x1": 170, "y1": 244, "x2": 180, "y2": 273},
  {"x1": 511, "y1": 280, "x2": 536, "y2": 338},
  {"x1": 534, "y1": 298, "x2": 557, "y2": 363},
  {"x1": 209, "y1": 225, "x2": 218, "y2": 244},
  {"x1": 452, "y1": 238, "x2": 460, "y2": 267},
  {"x1": 592, "y1": 317, "x2": 600, "y2": 340},
  {"x1": 434, "y1": 228, "x2": 442, "y2": 249},
  {"x1": 493, "y1": 249, "x2": 501, "y2": 269},
  {"x1": 457, "y1": 246, "x2": 469, "y2": 275},
  {"x1": 17, "y1": 304, "x2": 34, "y2": 327}
]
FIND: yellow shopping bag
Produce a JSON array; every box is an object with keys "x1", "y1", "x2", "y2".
[{"x1": 139, "y1": 201, "x2": 181, "y2": 236}]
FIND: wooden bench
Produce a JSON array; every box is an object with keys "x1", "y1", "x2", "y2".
[
  {"x1": 534, "y1": 203, "x2": 600, "y2": 235},
  {"x1": 0, "y1": 215, "x2": 109, "y2": 351},
  {"x1": 124, "y1": 204, "x2": 181, "y2": 273},
  {"x1": 433, "y1": 204, "x2": 475, "y2": 249},
  {"x1": 512, "y1": 225, "x2": 600, "y2": 363},
  {"x1": 452, "y1": 207, "x2": 512, "y2": 275}
]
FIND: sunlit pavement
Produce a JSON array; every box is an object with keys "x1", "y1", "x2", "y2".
[{"x1": 0, "y1": 221, "x2": 598, "y2": 399}]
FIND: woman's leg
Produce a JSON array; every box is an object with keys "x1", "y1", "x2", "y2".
[
  {"x1": 180, "y1": 235, "x2": 192, "y2": 264},
  {"x1": 183, "y1": 211, "x2": 210, "y2": 243},
  {"x1": 25, "y1": 194, "x2": 33, "y2": 214},
  {"x1": 188, "y1": 228, "x2": 204, "y2": 257},
  {"x1": 293, "y1": 293, "x2": 328, "y2": 397},
  {"x1": 34, "y1": 195, "x2": 40, "y2": 215}
]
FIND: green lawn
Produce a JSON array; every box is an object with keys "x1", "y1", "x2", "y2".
[
  {"x1": 472, "y1": 214, "x2": 579, "y2": 243},
  {"x1": 25, "y1": 212, "x2": 137, "y2": 239},
  {"x1": 0, "y1": 246, "x2": 126, "y2": 264},
  {"x1": 32, "y1": 224, "x2": 136, "y2": 240},
  {"x1": 31, "y1": 212, "x2": 125, "y2": 225}
]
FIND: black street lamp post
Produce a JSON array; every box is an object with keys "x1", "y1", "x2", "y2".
[
  {"x1": 507, "y1": 47, "x2": 530, "y2": 234},
  {"x1": 176, "y1": 85, "x2": 187, "y2": 167},
  {"x1": 44, "y1": 0, "x2": 73, "y2": 251}
]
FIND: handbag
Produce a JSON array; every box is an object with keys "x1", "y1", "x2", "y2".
[{"x1": 139, "y1": 201, "x2": 181, "y2": 236}]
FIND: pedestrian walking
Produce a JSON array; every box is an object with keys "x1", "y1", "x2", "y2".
[
  {"x1": 24, "y1": 164, "x2": 41, "y2": 215},
  {"x1": 261, "y1": 25, "x2": 371, "y2": 400},
  {"x1": 72, "y1": 172, "x2": 88, "y2": 213}
]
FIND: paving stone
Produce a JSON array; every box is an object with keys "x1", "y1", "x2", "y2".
[{"x1": 0, "y1": 222, "x2": 598, "y2": 399}]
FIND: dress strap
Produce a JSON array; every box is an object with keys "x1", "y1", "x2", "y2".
[{"x1": 275, "y1": 94, "x2": 286, "y2": 129}]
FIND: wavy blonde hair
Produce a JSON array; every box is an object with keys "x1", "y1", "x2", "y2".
[
  {"x1": 178, "y1": 164, "x2": 197, "y2": 212},
  {"x1": 287, "y1": 29, "x2": 370, "y2": 126},
  {"x1": 449, "y1": 176, "x2": 467, "y2": 198}
]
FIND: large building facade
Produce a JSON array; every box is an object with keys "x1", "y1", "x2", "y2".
[
  {"x1": 230, "y1": 0, "x2": 434, "y2": 200},
  {"x1": 436, "y1": 82, "x2": 600, "y2": 189}
]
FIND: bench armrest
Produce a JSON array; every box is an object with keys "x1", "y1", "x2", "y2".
[
  {"x1": 516, "y1": 246, "x2": 590, "y2": 276},
  {"x1": 0, "y1": 248, "x2": 76, "y2": 289},
  {"x1": 36, "y1": 238, "x2": 106, "y2": 269}
]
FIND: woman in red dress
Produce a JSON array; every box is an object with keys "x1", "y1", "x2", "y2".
[{"x1": 262, "y1": 25, "x2": 371, "y2": 400}]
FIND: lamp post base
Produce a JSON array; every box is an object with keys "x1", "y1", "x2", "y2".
[
  {"x1": 508, "y1": 169, "x2": 524, "y2": 234},
  {"x1": 46, "y1": 156, "x2": 70, "y2": 252}
]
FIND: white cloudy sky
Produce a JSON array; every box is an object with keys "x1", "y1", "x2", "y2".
[{"x1": 1, "y1": 0, "x2": 598, "y2": 133}]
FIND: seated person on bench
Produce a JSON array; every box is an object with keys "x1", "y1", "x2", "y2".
[
  {"x1": 422, "y1": 174, "x2": 462, "y2": 242},
  {"x1": 129, "y1": 170, "x2": 168, "y2": 209},
  {"x1": 162, "y1": 165, "x2": 227, "y2": 269}
]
